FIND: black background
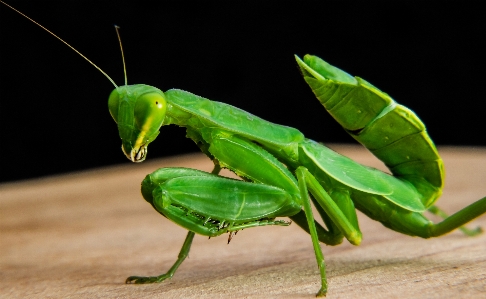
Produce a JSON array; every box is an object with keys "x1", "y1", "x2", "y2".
[{"x1": 1, "y1": 1, "x2": 485, "y2": 183}]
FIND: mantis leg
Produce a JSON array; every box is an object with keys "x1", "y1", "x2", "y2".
[
  {"x1": 210, "y1": 163, "x2": 221, "y2": 175},
  {"x1": 290, "y1": 211, "x2": 343, "y2": 246},
  {"x1": 187, "y1": 127, "x2": 223, "y2": 176},
  {"x1": 204, "y1": 131, "x2": 365, "y2": 296},
  {"x1": 426, "y1": 197, "x2": 486, "y2": 237},
  {"x1": 293, "y1": 167, "x2": 364, "y2": 297},
  {"x1": 428, "y1": 205, "x2": 482, "y2": 236},
  {"x1": 313, "y1": 196, "x2": 343, "y2": 241},
  {"x1": 295, "y1": 170, "x2": 328, "y2": 297},
  {"x1": 290, "y1": 188, "x2": 362, "y2": 247},
  {"x1": 126, "y1": 231, "x2": 195, "y2": 284},
  {"x1": 133, "y1": 166, "x2": 298, "y2": 285},
  {"x1": 295, "y1": 167, "x2": 362, "y2": 246}
]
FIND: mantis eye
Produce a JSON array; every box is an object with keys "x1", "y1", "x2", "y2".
[
  {"x1": 108, "y1": 89, "x2": 121, "y2": 122},
  {"x1": 134, "y1": 92, "x2": 167, "y2": 135}
]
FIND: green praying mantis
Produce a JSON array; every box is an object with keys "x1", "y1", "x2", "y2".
[{"x1": 3, "y1": 1, "x2": 486, "y2": 297}]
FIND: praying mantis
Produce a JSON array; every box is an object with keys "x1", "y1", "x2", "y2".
[
  {"x1": 2, "y1": 2, "x2": 486, "y2": 297},
  {"x1": 111, "y1": 57, "x2": 486, "y2": 297}
]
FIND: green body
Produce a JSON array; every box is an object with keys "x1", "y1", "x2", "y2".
[
  {"x1": 4, "y1": 1, "x2": 483, "y2": 296},
  {"x1": 108, "y1": 55, "x2": 486, "y2": 296},
  {"x1": 109, "y1": 56, "x2": 440, "y2": 235}
]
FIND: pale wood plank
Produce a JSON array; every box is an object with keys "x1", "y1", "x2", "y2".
[{"x1": 1, "y1": 146, "x2": 485, "y2": 298}]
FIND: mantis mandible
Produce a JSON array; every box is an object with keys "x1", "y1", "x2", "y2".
[{"x1": 3, "y1": 2, "x2": 486, "y2": 297}]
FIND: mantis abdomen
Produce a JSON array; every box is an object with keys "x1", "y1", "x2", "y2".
[{"x1": 296, "y1": 55, "x2": 444, "y2": 207}]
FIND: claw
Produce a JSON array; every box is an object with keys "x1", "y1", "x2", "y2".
[{"x1": 126, "y1": 275, "x2": 160, "y2": 284}]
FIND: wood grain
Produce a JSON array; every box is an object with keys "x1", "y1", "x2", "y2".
[{"x1": 1, "y1": 145, "x2": 485, "y2": 299}]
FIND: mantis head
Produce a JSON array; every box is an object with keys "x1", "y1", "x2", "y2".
[
  {"x1": 108, "y1": 84, "x2": 167, "y2": 162},
  {"x1": 1, "y1": 2, "x2": 166, "y2": 163}
]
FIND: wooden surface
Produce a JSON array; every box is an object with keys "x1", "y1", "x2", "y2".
[{"x1": 1, "y1": 145, "x2": 485, "y2": 299}]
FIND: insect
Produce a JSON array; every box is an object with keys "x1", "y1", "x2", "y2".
[{"x1": 3, "y1": 2, "x2": 486, "y2": 297}]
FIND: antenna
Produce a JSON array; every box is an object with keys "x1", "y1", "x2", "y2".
[
  {"x1": 114, "y1": 25, "x2": 128, "y2": 86},
  {"x1": 1, "y1": 0, "x2": 119, "y2": 89}
]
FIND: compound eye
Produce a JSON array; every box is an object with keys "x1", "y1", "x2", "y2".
[
  {"x1": 108, "y1": 89, "x2": 121, "y2": 122},
  {"x1": 134, "y1": 92, "x2": 167, "y2": 134}
]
